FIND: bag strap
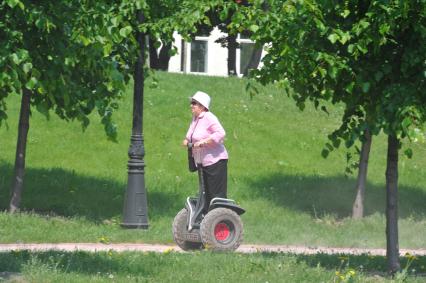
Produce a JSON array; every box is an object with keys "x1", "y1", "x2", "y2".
[{"x1": 189, "y1": 118, "x2": 200, "y2": 143}]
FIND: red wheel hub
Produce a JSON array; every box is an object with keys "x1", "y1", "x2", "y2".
[{"x1": 214, "y1": 222, "x2": 230, "y2": 241}]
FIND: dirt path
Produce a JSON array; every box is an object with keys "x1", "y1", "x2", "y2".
[{"x1": 0, "y1": 243, "x2": 425, "y2": 256}]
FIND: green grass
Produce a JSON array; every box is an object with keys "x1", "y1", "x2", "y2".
[
  {"x1": 0, "y1": 251, "x2": 425, "y2": 282},
  {"x1": 0, "y1": 71, "x2": 425, "y2": 248}
]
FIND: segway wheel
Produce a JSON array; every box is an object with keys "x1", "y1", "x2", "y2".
[
  {"x1": 172, "y1": 208, "x2": 203, "y2": 251},
  {"x1": 200, "y1": 208, "x2": 243, "y2": 251}
]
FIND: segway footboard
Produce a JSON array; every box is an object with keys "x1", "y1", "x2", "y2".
[{"x1": 208, "y1": 198, "x2": 245, "y2": 215}]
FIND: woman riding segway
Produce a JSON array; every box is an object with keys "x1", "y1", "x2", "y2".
[
  {"x1": 182, "y1": 91, "x2": 228, "y2": 212},
  {"x1": 173, "y1": 91, "x2": 244, "y2": 251}
]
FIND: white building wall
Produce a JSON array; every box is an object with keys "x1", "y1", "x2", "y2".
[{"x1": 204, "y1": 28, "x2": 229, "y2": 76}]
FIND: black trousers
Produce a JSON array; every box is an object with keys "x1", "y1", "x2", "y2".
[{"x1": 202, "y1": 159, "x2": 228, "y2": 209}]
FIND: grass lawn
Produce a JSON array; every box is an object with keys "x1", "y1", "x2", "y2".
[
  {"x1": 0, "y1": 250, "x2": 425, "y2": 282},
  {"x1": 0, "y1": 71, "x2": 425, "y2": 249}
]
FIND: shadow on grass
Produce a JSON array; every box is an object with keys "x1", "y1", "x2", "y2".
[
  {"x1": 0, "y1": 251, "x2": 424, "y2": 278},
  {"x1": 2, "y1": 162, "x2": 425, "y2": 223},
  {"x1": 244, "y1": 173, "x2": 426, "y2": 220},
  {"x1": 0, "y1": 163, "x2": 181, "y2": 223}
]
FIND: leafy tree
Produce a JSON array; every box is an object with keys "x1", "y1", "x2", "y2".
[
  {"x1": 205, "y1": 0, "x2": 261, "y2": 76},
  {"x1": 0, "y1": 0, "x2": 130, "y2": 212},
  {"x1": 238, "y1": 0, "x2": 426, "y2": 273},
  {"x1": 0, "y1": 0, "x2": 228, "y2": 213},
  {"x1": 145, "y1": 0, "x2": 185, "y2": 71},
  {"x1": 211, "y1": 4, "x2": 240, "y2": 76}
]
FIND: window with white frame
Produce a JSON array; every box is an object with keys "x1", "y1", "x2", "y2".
[
  {"x1": 237, "y1": 30, "x2": 264, "y2": 76},
  {"x1": 239, "y1": 42, "x2": 256, "y2": 74},
  {"x1": 190, "y1": 40, "x2": 208, "y2": 73}
]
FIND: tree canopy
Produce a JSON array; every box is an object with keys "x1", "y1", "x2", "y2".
[
  {"x1": 238, "y1": 0, "x2": 426, "y2": 149},
  {"x1": 236, "y1": 0, "x2": 426, "y2": 273},
  {"x1": 0, "y1": 0, "x2": 135, "y2": 138}
]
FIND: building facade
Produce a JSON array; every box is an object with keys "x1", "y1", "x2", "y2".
[{"x1": 168, "y1": 27, "x2": 265, "y2": 77}]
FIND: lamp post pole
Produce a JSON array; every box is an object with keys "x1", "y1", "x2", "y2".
[{"x1": 121, "y1": 10, "x2": 149, "y2": 229}]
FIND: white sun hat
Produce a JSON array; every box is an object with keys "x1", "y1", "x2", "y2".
[{"x1": 191, "y1": 91, "x2": 211, "y2": 110}]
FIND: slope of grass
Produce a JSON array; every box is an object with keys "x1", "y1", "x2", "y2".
[{"x1": 0, "y1": 71, "x2": 425, "y2": 248}]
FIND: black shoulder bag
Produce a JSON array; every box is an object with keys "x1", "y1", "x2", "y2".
[{"x1": 187, "y1": 119, "x2": 199, "y2": 172}]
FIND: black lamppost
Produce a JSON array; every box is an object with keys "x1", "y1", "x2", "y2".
[{"x1": 121, "y1": 10, "x2": 149, "y2": 229}]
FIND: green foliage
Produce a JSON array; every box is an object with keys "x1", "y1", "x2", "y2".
[
  {"x1": 0, "y1": 0, "x2": 245, "y2": 135},
  {"x1": 236, "y1": 0, "x2": 426, "y2": 153},
  {"x1": 146, "y1": 0, "x2": 240, "y2": 41},
  {"x1": 0, "y1": 0, "x2": 135, "y2": 139}
]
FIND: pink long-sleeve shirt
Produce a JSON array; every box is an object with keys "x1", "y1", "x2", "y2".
[{"x1": 185, "y1": 111, "x2": 228, "y2": 167}]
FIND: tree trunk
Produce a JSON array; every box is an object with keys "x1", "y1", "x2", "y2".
[
  {"x1": 227, "y1": 34, "x2": 237, "y2": 76},
  {"x1": 148, "y1": 36, "x2": 171, "y2": 71},
  {"x1": 352, "y1": 129, "x2": 372, "y2": 219},
  {"x1": 385, "y1": 134, "x2": 400, "y2": 274},
  {"x1": 9, "y1": 88, "x2": 31, "y2": 213},
  {"x1": 158, "y1": 42, "x2": 171, "y2": 71},
  {"x1": 148, "y1": 36, "x2": 159, "y2": 69}
]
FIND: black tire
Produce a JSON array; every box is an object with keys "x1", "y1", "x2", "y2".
[
  {"x1": 200, "y1": 208, "x2": 243, "y2": 251},
  {"x1": 172, "y1": 208, "x2": 203, "y2": 251}
]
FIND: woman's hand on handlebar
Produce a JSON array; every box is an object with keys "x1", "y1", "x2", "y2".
[{"x1": 193, "y1": 139, "x2": 209, "y2": 148}]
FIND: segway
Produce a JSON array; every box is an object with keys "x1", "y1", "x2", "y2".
[{"x1": 172, "y1": 143, "x2": 245, "y2": 251}]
